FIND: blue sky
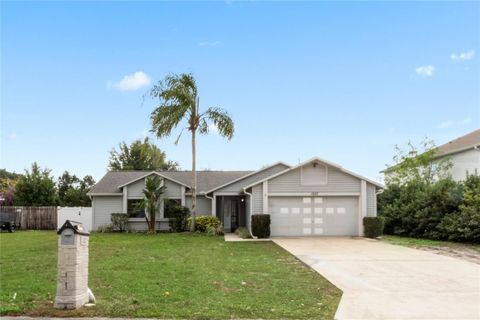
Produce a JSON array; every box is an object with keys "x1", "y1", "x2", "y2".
[{"x1": 1, "y1": 1, "x2": 479, "y2": 182}]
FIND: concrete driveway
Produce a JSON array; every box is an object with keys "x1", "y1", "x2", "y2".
[{"x1": 273, "y1": 237, "x2": 480, "y2": 320}]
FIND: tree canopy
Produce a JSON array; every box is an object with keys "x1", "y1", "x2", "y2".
[
  {"x1": 0, "y1": 169, "x2": 21, "y2": 206},
  {"x1": 384, "y1": 138, "x2": 452, "y2": 186},
  {"x1": 57, "y1": 171, "x2": 95, "y2": 207},
  {"x1": 108, "y1": 137, "x2": 178, "y2": 171},
  {"x1": 14, "y1": 163, "x2": 58, "y2": 206}
]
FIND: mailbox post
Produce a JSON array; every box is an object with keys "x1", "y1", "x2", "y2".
[{"x1": 54, "y1": 220, "x2": 90, "y2": 309}]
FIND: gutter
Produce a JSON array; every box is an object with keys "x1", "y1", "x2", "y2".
[{"x1": 203, "y1": 192, "x2": 214, "y2": 202}]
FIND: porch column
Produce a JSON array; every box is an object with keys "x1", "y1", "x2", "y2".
[
  {"x1": 159, "y1": 179, "x2": 165, "y2": 219},
  {"x1": 358, "y1": 180, "x2": 367, "y2": 236},
  {"x1": 122, "y1": 186, "x2": 128, "y2": 213},
  {"x1": 212, "y1": 193, "x2": 216, "y2": 217},
  {"x1": 181, "y1": 186, "x2": 186, "y2": 206},
  {"x1": 262, "y1": 181, "x2": 268, "y2": 214}
]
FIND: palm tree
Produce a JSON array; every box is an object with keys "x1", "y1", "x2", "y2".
[
  {"x1": 150, "y1": 73, "x2": 234, "y2": 231},
  {"x1": 141, "y1": 175, "x2": 165, "y2": 233}
]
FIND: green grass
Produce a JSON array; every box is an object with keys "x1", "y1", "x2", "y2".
[
  {"x1": 382, "y1": 235, "x2": 480, "y2": 253},
  {"x1": 0, "y1": 231, "x2": 341, "y2": 319}
]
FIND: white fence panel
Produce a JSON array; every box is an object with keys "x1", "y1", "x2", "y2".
[{"x1": 57, "y1": 207, "x2": 93, "y2": 231}]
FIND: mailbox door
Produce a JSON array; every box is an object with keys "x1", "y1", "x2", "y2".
[{"x1": 61, "y1": 229, "x2": 75, "y2": 245}]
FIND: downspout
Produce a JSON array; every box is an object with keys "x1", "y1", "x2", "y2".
[
  {"x1": 375, "y1": 188, "x2": 384, "y2": 220},
  {"x1": 203, "y1": 192, "x2": 214, "y2": 216},
  {"x1": 243, "y1": 187, "x2": 253, "y2": 234}
]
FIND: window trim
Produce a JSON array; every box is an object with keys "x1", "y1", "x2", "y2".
[
  {"x1": 300, "y1": 163, "x2": 328, "y2": 186},
  {"x1": 163, "y1": 198, "x2": 182, "y2": 219},
  {"x1": 127, "y1": 199, "x2": 145, "y2": 218}
]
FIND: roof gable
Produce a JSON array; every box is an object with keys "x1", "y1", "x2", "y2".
[
  {"x1": 244, "y1": 157, "x2": 384, "y2": 189},
  {"x1": 117, "y1": 171, "x2": 190, "y2": 189},
  {"x1": 204, "y1": 162, "x2": 290, "y2": 194}
]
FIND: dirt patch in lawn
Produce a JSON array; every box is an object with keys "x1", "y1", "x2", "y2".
[{"x1": 412, "y1": 246, "x2": 480, "y2": 264}]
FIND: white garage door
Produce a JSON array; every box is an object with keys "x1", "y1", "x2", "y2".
[{"x1": 269, "y1": 196, "x2": 359, "y2": 236}]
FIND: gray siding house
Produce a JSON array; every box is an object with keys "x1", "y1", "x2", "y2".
[{"x1": 88, "y1": 157, "x2": 383, "y2": 236}]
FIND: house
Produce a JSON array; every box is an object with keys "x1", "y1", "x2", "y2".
[
  {"x1": 88, "y1": 157, "x2": 383, "y2": 236},
  {"x1": 434, "y1": 129, "x2": 480, "y2": 181}
]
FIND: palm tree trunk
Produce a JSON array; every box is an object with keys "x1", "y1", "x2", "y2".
[
  {"x1": 151, "y1": 206, "x2": 156, "y2": 233},
  {"x1": 191, "y1": 129, "x2": 197, "y2": 231}
]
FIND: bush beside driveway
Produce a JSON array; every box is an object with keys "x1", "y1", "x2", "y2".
[{"x1": 0, "y1": 231, "x2": 341, "y2": 319}]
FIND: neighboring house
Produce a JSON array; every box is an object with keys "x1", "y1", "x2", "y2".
[
  {"x1": 434, "y1": 129, "x2": 480, "y2": 181},
  {"x1": 88, "y1": 157, "x2": 383, "y2": 236}
]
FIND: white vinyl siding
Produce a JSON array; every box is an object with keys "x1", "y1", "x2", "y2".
[
  {"x1": 366, "y1": 183, "x2": 377, "y2": 217},
  {"x1": 252, "y1": 184, "x2": 263, "y2": 214},
  {"x1": 215, "y1": 164, "x2": 289, "y2": 193},
  {"x1": 441, "y1": 149, "x2": 480, "y2": 181},
  {"x1": 301, "y1": 163, "x2": 327, "y2": 185},
  {"x1": 127, "y1": 179, "x2": 145, "y2": 198},
  {"x1": 163, "y1": 179, "x2": 183, "y2": 198},
  {"x1": 268, "y1": 166, "x2": 361, "y2": 193},
  {"x1": 127, "y1": 176, "x2": 183, "y2": 199},
  {"x1": 185, "y1": 196, "x2": 212, "y2": 216},
  {"x1": 92, "y1": 196, "x2": 123, "y2": 230}
]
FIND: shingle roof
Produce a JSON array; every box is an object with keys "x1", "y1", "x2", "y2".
[
  {"x1": 88, "y1": 170, "x2": 253, "y2": 195},
  {"x1": 436, "y1": 129, "x2": 480, "y2": 157}
]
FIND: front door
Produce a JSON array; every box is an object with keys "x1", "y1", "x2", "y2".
[{"x1": 230, "y1": 200, "x2": 239, "y2": 231}]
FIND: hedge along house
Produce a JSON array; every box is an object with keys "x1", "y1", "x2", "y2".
[{"x1": 88, "y1": 157, "x2": 384, "y2": 236}]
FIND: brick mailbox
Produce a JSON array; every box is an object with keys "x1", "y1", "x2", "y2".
[{"x1": 54, "y1": 220, "x2": 91, "y2": 309}]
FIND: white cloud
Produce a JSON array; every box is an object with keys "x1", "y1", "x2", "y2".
[
  {"x1": 450, "y1": 49, "x2": 475, "y2": 61},
  {"x1": 198, "y1": 41, "x2": 221, "y2": 47},
  {"x1": 8, "y1": 132, "x2": 17, "y2": 140},
  {"x1": 415, "y1": 65, "x2": 435, "y2": 77},
  {"x1": 110, "y1": 71, "x2": 151, "y2": 92}
]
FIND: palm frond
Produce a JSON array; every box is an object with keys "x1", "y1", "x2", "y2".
[
  {"x1": 202, "y1": 107, "x2": 235, "y2": 140},
  {"x1": 198, "y1": 118, "x2": 209, "y2": 135},
  {"x1": 150, "y1": 73, "x2": 199, "y2": 139}
]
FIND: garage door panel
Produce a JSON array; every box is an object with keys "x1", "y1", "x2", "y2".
[{"x1": 269, "y1": 196, "x2": 358, "y2": 236}]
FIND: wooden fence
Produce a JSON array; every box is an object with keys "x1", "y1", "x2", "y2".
[{"x1": 0, "y1": 206, "x2": 57, "y2": 230}]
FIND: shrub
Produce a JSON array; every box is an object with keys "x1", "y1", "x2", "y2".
[
  {"x1": 96, "y1": 224, "x2": 113, "y2": 233},
  {"x1": 378, "y1": 178, "x2": 463, "y2": 239},
  {"x1": 206, "y1": 225, "x2": 225, "y2": 236},
  {"x1": 235, "y1": 227, "x2": 252, "y2": 239},
  {"x1": 363, "y1": 217, "x2": 385, "y2": 238},
  {"x1": 188, "y1": 216, "x2": 222, "y2": 233},
  {"x1": 111, "y1": 213, "x2": 129, "y2": 232},
  {"x1": 251, "y1": 214, "x2": 270, "y2": 238},
  {"x1": 438, "y1": 175, "x2": 480, "y2": 242},
  {"x1": 164, "y1": 200, "x2": 190, "y2": 232}
]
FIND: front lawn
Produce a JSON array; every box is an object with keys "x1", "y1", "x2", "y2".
[{"x1": 0, "y1": 231, "x2": 341, "y2": 319}]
